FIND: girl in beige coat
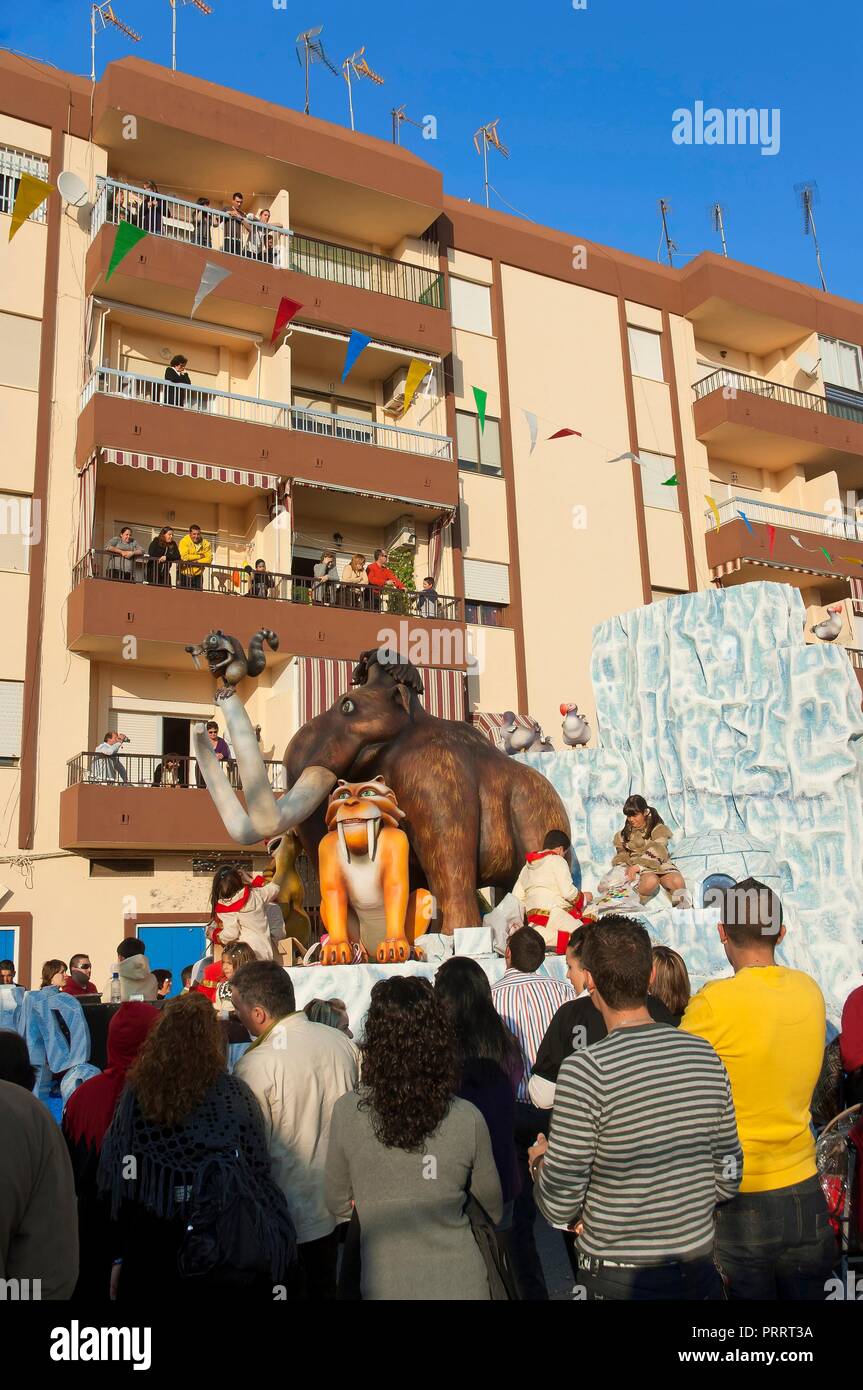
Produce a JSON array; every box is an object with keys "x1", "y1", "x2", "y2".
[{"x1": 612, "y1": 795, "x2": 691, "y2": 907}]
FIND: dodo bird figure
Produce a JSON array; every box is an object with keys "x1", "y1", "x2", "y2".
[
  {"x1": 561, "y1": 702, "x2": 591, "y2": 748},
  {"x1": 810, "y1": 606, "x2": 843, "y2": 642},
  {"x1": 189, "y1": 640, "x2": 570, "y2": 954}
]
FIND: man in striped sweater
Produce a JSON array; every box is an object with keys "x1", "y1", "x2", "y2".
[{"x1": 530, "y1": 917, "x2": 742, "y2": 1300}]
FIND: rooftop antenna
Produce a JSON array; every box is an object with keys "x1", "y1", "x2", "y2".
[
  {"x1": 295, "y1": 25, "x2": 340, "y2": 117},
  {"x1": 795, "y1": 181, "x2": 828, "y2": 292},
  {"x1": 392, "y1": 104, "x2": 425, "y2": 146},
  {"x1": 657, "y1": 198, "x2": 677, "y2": 267},
  {"x1": 473, "y1": 119, "x2": 509, "y2": 209},
  {"x1": 342, "y1": 47, "x2": 384, "y2": 132},
  {"x1": 169, "y1": 0, "x2": 212, "y2": 75},
  {"x1": 90, "y1": 3, "x2": 141, "y2": 83},
  {"x1": 711, "y1": 202, "x2": 729, "y2": 258}
]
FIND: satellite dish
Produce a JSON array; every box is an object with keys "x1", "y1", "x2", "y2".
[
  {"x1": 57, "y1": 171, "x2": 89, "y2": 207},
  {"x1": 796, "y1": 351, "x2": 820, "y2": 378}
]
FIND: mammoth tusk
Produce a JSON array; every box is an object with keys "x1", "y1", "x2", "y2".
[
  {"x1": 271, "y1": 765, "x2": 338, "y2": 835},
  {"x1": 218, "y1": 690, "x2": 336, "y2": 838},
  {"x1": 192, "y1": 722, "x2": 260, "y2": 844}
]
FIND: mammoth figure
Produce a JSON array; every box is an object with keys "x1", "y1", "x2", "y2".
[{"x1": 191, "y1": 643, "x2": 569, "y2": 933}]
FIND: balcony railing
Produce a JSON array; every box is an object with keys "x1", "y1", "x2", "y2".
[
  {"x1": 847, "y1": 648, "x2": 863, "y2": 670},
  {"x1": 66, "y1": 751, "x2": 286, "y2": 791},
  {"x1": 91, "y1": 178, "x2": 445, "y2": 308},
  {"x1": 703, "y1": 493, "x2": 863, "y2": 541},
  {"x1": 73, "y1": 549, "x2": 465, "y2": 621},
  {"x1": 81, "y1": 367, "x2": 453, "y2": 460},
  {"x1": 693, "y1": 368, "x2": 863, "y2": 426}
]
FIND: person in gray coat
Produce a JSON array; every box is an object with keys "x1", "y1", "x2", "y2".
[{"x1": 325, "y1": 976, "x2": 502, "y2": 1301}]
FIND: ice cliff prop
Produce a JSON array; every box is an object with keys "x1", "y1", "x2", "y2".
[{"x1": 521, "y1": 581, "x2": 863, "y2": 1020}]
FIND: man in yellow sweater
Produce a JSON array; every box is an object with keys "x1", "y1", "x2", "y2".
[
  {"x1": 681, "y1": 878, "x2": 835, "y2": 1300},
  {"x1": 177, "y1": 523, "x2": 212, "y2": 591}
]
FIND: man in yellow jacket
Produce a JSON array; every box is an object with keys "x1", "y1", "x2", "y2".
[
  {"x1": 680, "y1": 878, "x2": 834, "y2": 1301},
  {"x1": 177, "y1": 523, "x2": 212, "y2": 591}
]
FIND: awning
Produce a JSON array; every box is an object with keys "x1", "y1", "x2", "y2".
[
  {"x1": 711, "y1": 556, "x2": 859, "y2": 585},
  {"x1": 297, "y1": 657, "x2": 466, "y2": 726},
  {"x1": 470, "y1": 711, "x2": 537, "y2": 750},
  {"x1": 99, "y1": 447, "x2": 281, "y2": 492},
  {"x1": 291, "y1": 477, "x2": 454, "y2": 515},
  {"x1": 852, "y1": 576, "x2": 863, "y2": 616}
]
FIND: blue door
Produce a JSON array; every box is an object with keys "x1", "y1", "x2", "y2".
[
  {"x1": 0, "y1": 928, "x2": 16, "y2": 972},
  {"x1": 137, "y1": 925, "x2": 207, "y2": 997}
]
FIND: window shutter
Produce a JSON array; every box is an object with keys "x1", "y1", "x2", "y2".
[
  {"x1": 627, "y1": 327, "x2": 664, "y2": 382},
  {"x1": 449, "y1": 278, "x2": 493, "y2": 336},
  {"x1": 638, "y1": 451, "x2": 679, "y2": 511},
  {"x1": 0, "y1": 681, "x2": 24, "y2": 758},
  {"x1": 110, "y1": 711, "x2": 164, "y2": 756},
  {"x1": 463, "y1": 559, "x2": 510, "y2": 604}
]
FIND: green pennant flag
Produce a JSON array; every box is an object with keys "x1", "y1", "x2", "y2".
[
  {"x1": 472, "y1": 386, "x2": 488, "y2": 433},
  {"x1": 662, "y1": 474, "x2": 678, "y2": 486},
  {"x1": 821, "y1": 547, "x2": 833, "y2": 563},
  {"x1": 106, "y1": 220, "x2": 149, "y2": 282}
]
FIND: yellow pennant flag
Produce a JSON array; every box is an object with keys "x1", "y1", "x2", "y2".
[
  {"x1": 705, "y1": 495, "x2": 722, "y2": 530},
  {"x1": 402, "y1": 359, "x2": 431, "y2": 416},
  {"x1": 8, "y1": 173, "x2": 54, "y2": 241}
]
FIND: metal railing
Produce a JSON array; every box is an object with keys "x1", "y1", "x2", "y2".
[
  {"x1": 80, "y1": 367, "x2": 453, "y2": 460},
  {"x1": 66, "y1": 751, "x2": 286, "y2": 791},
  {"x1": 703, "y1": 494, "x2": 863, "y2": 541},
  {"x1": 847, "y1": 648, "x2": 863, "y2": 670},
  {"x1": 92, "y1": 178, "x2": 445, "y2": 307},
  {"x1": 693, "y1": 368, "x2": 863, "y2": 426},
  {"x1": 73, "y1": 549, "x2": 464, "y2": 621}
]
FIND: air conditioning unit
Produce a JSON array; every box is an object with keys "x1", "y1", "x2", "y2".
[
  {"x1": 385, "y1": 514, "x2": 417, "y2": 551},
  {"x1": 383, "y1": 367, "x2": 409, "y2": 416}
]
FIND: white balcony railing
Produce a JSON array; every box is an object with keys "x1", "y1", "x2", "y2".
[
  {"x1": 704, "y1": 493, "x2": 863, "y2": 542},
  {"x1": 81, "y1": 367, "x2": 453, "y2": 460}
]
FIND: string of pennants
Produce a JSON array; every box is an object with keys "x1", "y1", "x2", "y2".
[{"x1": 705, "y1": 495, "x2": 861, "y2": 567}]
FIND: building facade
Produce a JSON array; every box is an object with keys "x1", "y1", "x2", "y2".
[{"x1": 2, "y1": 53, "x2": 862, "y2": 985}]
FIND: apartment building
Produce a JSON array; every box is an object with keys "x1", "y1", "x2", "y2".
[{"x1": 2, "y1": 51, "x2": 862, "y2": 986}]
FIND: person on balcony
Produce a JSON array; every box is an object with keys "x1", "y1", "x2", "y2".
[
  {"x1": 340, "y1": 553, "x2": 369, "y2": 609},
  {"x1": 245, "y1": 559, "x2": 276, "y2": 600},
  {"x1": 147, "y1": 527, "x2": 181, "y2": 586},
  {"x1": 177, "y1": 523, "x2": 212, "y2": 591},
  {"x1": 92, "y1": 732, "x2": 130, "y2": 784},
  {"x1": 153, "y1": 755, "x2": 185, "y2": 788},
  {"x1": 193, "y1": 196, "x2": 213, "y2": 247},
  {"x1": 313, "y1": 550, "x2": 339, "y2": 606},
  {"x1": 415, "y1": 576, "x2": 440, "y2": 619},
  {"x1": 249, "y1": 208, "x2": 274, "y2": 263},
  {"x1": 163, "y1": 355, "x2": 192, "y2": 409},
  {"x1": 366, "y1": 549, "x2": 405, "y2": 612},
  {"x1": 222, "y1": 191, "x2": 248, "y2": 256},
  {"x1": 195, "y1": 721, "x2": 232, "y2": 789},
  {"x1": 106, "y1": 526, "x2": 144, "y2": 582},
  {"x1": 141, "y1": 181, "x2": 162, "y2": 236}
]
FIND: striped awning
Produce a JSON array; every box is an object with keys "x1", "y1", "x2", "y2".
[
  {"x1": 99, "y1": 447, "x2": 280, "y2": 492},
  {"x1": 297, "y1": 657, "x2": 465, "y2": 726},
  {"x1": 470, "y1": 711, "x2": 537, "y2": 750},
  {"x1": 712, "y1": 556, "x2": 860, "y2": 584}
]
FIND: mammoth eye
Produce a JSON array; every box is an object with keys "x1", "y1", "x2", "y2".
[{"x1": 341, "y1": 699, "x2": 356, "y2": 715}]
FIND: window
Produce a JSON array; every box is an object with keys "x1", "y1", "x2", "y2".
[
  {"x1": 819, "y1": 336, "x2": 863, "y2": 392},
  {"x1": 651, "y1": 587, "x2": 686, "y2": 603},
  {"x1": 0, "y1": 312, "x2": 41, "y2": 391},
  {"x1": 638, "y1": 451, "x2": 679, "y2": 511},
  {"x1": 0, "y1": 680, "x2": 24, "y2": 765},
  {"x1": 456, "y1": 411, "x2": 502, "y2": 476},
  {"x1": 292, "y1": 390, "x2": 374, "y2": 443},
  {"x1": 0, "y1": 495, "x2": 33, "y2": 573},
  {"x1": 0, "y1": 146, "x2": 49, "y2": 223},
  {"x1": 90, "y1": 859, "x2": 154, "y2": 878},
  {"x1": 463, "y1": 558, "x2": 510, "y2": 605},
  {"x1": 628, "y1": 326, "x2": 664, "y2": 382},
  {"x1": 192, "y1": 855, "x2": 254, "y2": 876},
  {"x1": 465, "y1": 600, "x2": 508, "y2": 627},
  {"x1": 449, "y1": 277, "x2": 493, "y2": 336}
]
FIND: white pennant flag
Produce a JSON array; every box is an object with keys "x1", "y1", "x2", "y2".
[
  {"x1": 523, "y1": 410, "x2": 538, "y2": 455},
  {"x1": 608, "y1": 451, "x2": 643, "y2": 465},
  {"x1": 191, "y1": 261, "x2": 231, "y2": 318}
]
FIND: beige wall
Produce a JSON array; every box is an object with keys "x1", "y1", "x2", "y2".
[
  {"x1": 452, "y1": 328, "x2": 500, "y2": 411},
  {"x1": 0, "y1": 387, "x2": 38, "y2": 492},
  {"x1": 633, "y1": 377, "x2": 676, "y2": 456},
  {"x1": 465, "y1": 624, "x2": 518, "y2": 714},
  {"x1": 645, "y1": 509, "x2": 689, "y2": 590},
  {"x1": 459, "y1": 472, "x2": 510, "y2": 563}
]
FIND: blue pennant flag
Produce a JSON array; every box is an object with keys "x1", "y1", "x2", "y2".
[{"x1": 341, "y1": 330, "x2": 371, "y2": 382}]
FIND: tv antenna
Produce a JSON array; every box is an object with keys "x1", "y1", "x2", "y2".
[
  {"x1": 657, "y1": 198, "x2": 678, "y2": 267},
  {"x1": 90, "y1": 3, "x2": 141, "y2": 83},
  {"x1": 795, "y1": 181, "x2": 827, "y2": 292},
  {"x1": 711, "y1": 202, "x2": 729, "y2": 258},
  {"x1": 473, "y1": 119, "x2": 509, "y2": 209},
  {"x1": 342, "y1": 47, "x2": 384, "y2": 132},
  {"x1": 169, "y1": 0, "x2": 212, "y2": 74},
  {"x1": 391, "y1": 104, "x2": 425, "y2": 146},
  {"x1": 295, "y1": 26, "x2": 340, "y2": 117}
]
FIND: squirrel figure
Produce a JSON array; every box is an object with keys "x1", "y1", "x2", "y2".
[{"x1": 185, "y1": 630, "x2": 279, "y2": 688}]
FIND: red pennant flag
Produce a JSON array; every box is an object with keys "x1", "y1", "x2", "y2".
[
  {"x1": 271, "y1": 297, "x2": 302, "y2": 345},
  {"x1": 548, "y1": 428, "x2": 582, "y2": 440},
  {"x1": 767, "y1": 523, "x2": 776, "y2": 558}
]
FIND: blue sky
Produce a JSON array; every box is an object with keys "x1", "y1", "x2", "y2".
[{"x1": 2, "y1": 0, "x2": 860, "y2": 298}]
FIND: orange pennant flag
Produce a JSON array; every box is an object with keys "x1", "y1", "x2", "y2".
[{"x1": 9, "y1": 173, "x2": 54, "y2": 241}]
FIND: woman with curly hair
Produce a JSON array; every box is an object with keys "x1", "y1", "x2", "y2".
[
  {"x1": 97, "y1": 992, "x2": 298, "y2": 1301},
  {"x1": 325, "y1": 976, "x2": 503, "y2": 1300}
]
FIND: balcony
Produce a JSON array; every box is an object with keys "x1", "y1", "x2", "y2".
[
  {"x1": 67, "y1": 551, "x2": 466, "y2": 670},
  {"x1": 76, "y1": 367, "x2": 457, "y2": 505},
  {"x1": 692, "y1": 369, "x2": 863, "y2": 471},
  {"x1": 86, "y1": 179, "x2": 451, "y2": 353},
  {"x1": 704, "y1": 493, "x2": 863, "y2": 590},
  {"x1": 60, "y1": 753, "x2": 284, "y2": 852}
]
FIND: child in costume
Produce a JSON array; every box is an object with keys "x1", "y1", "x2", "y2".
[{"x1": 512, "y1": 830, "x2": 592, "y2": 952}]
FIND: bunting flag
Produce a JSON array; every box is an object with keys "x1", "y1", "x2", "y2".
[
  {"x1": 341, "y1": 330, "x2": 371, "y2": 382},
  {"x1": 8, "y1": 173, "x2": 54, "y2": 241},
  {"x1": 767, "y1": 523, "x2": 776, "y2": 558},
  {"x1": 472, "y1": 386, "x2": 488, "y2": 433},
  {"x1": 105, "y1": 220, "x2": 148, "y2": 281},
  {"x1": 789, "y1": 536, "x2": 806, "y2": 549},
  {"x1": 191, "y1": 261, "x2": 231, "y2": 317},
  {"x1": 548, "y1": 428, "x2": 582, "y2": 440},
  {"x1": 662, "y1": 474, "x2": 678, "y2": 487},
  {"x1": 705, "y1": 495, "x2": 721, "y2": 531},
  {"x1": 840, "y1": 556, "x2": 863, "y2": 565},
  {"x1": 402, "y1": 358, "x2": 431, "y2": 415},
  {"x1": 738, "y1": 510, "x2": 754, "y2": 535},
  {"x1": 270, "y1": 296, "x2": 303, "y2": 345},
  {"x1": 523, "y1": 410, "x2": 538, "y2": 455},
  {"x1": 821, "y1": 547, "x2": 833, "y2": 563},
  {"x1": 609, "y1": 452, "x2": 641, "y2": 465}
]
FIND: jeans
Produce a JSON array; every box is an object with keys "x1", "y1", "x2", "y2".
[
  {"x1": 578, "y1": 1255, "x2": 722, "y2": 1302},
  {"x1": 511, "y1": 1101, "x2": 550, "y2": 1300},
  {"x1": 714, "y1": 1175, "x2": 837, "y2": 1301}
]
